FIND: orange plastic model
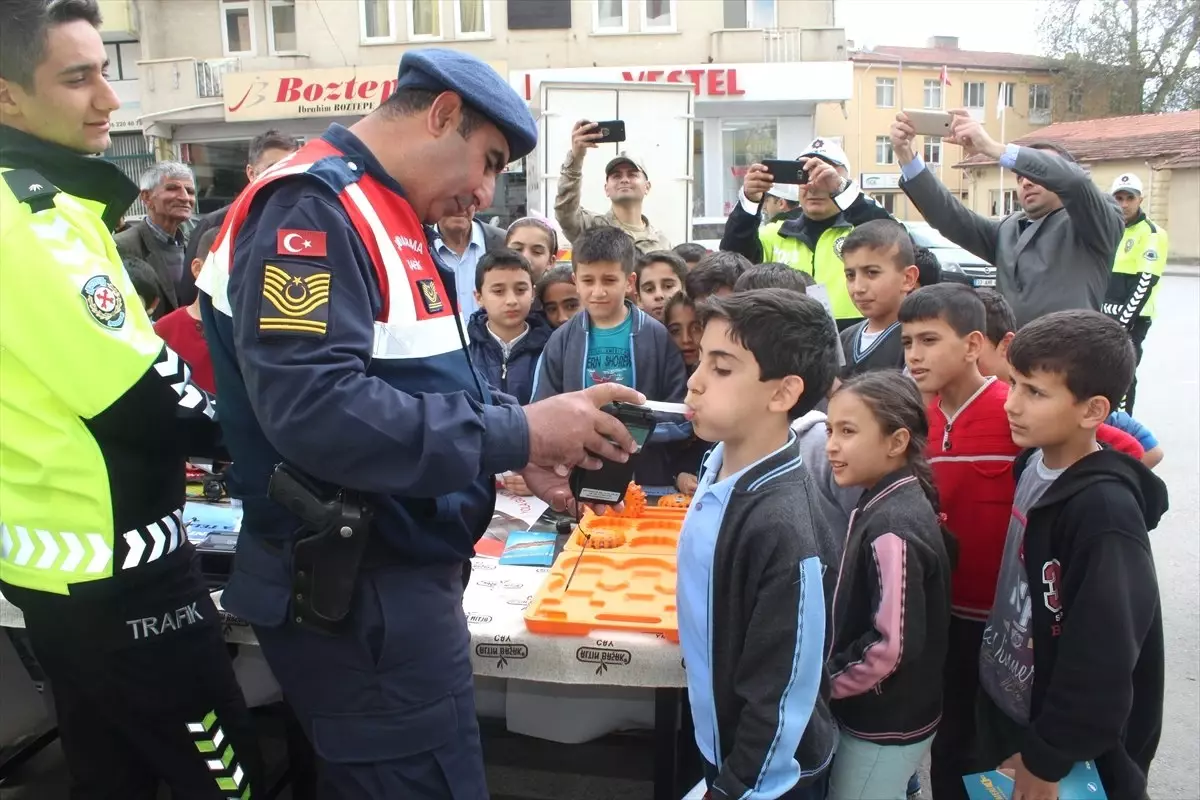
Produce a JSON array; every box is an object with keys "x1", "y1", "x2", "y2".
[{"x1": 656, "y1": 493, "x2": 692, "y2": 509}]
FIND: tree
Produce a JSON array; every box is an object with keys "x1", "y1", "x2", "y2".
[{"x1": 1041, "y1": 0, "x2": 1200, "y2": 115}]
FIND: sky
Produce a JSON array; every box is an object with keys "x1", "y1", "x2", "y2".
[{"x1": 837, "y1": 0, "x2": 1049, "y2": 55}]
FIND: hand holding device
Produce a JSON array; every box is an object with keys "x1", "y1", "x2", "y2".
[
  {"x1": 592, "y1": 120, "x2": 626, "y2": 144},
  {"x1": 569, "y1": 402, "x2": 656, "y2": 505},
  {"x1": 761, "y1": 159, "x2": 808, "y2": 186},
  {"x1": 902, "y1": 108, "x2": 954, "y2": 137}
]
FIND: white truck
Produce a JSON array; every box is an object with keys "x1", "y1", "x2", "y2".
[{"x1": 522, "y1": 80, "x2": 695, "y2": 249}]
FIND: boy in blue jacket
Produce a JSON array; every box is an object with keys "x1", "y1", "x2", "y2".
[
  {"x1": 467, "y1": 249, "x2": 551, "y2": 405},
  {"x1": 679, "y1": 289, "x2": 843, "y2": 799},
  {"x1": 531, "y1": 227, "x2": 687, "y2": 402}
]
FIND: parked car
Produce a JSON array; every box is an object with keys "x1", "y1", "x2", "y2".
[{"x1": 902, "y1": 221, "x2": 997, "y2": 288}]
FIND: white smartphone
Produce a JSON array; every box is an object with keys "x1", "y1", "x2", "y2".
[{"x1": 903, "y1": 109, "x2": 954, "y2": 137}]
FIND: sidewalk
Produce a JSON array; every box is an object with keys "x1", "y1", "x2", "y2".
[{"x1": 1165, "y1": 261, "x2": 1200, "y2": 278}]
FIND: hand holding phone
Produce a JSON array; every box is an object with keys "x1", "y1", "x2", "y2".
[
  {"x1": 761, "y1": 158, "x2": 808, "y2": 185},
  {"x1": 592, "y1": 120, "x2": 626, "y2": 144},
  {"x1": 902, "y1": 109, "x2": 954, "y2": 137}
]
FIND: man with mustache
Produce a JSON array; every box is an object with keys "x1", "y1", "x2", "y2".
[
  {"x1": 433, "y1": 206, "x2": 505, "y2": 319},
  {"x1": 891, "y1": 110, "x2": 1123, "y2": 328},
  {"x1": 115, "y1": 160, "x2": 197, "y2": 317}
]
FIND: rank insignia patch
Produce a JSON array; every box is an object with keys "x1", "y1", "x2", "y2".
[
  {"x1": 81, "y1": 274, "x2": 126, "y2": 329},
  {"x1": 258, "y1": 261, "x2": 332, "y2": 337},
  {"x1": 418, "y1": 278, "x2": 444, "y2": 313}
]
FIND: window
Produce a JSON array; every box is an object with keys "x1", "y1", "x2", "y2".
[
  {"x1": 360, "y1": 0, "x2": 395, "y2": 41},
  {"x1": 455, "y1": 0, "x2": 489, "y2": 36},
  {"x1": 594, "y1": 0, "x2": 628, "y2": 31},
  {"x1": 722, "y1": 119, "x2": 777, "y2": 209},
  {"x1": 875, "y1": 135, "x2": 895, "y2": 165},
  {"x1": 408, "y1": 0, "x2": 442, "y2": 39},
  {"x1": 103, "y1": 40, "x2": 140, "y2": 81},
  {"x1": 724, "y1": 0, "x2": 776, "y2": 28},
  {"x1": 989, "y1": 189, "x2": 1018, "y2": 217},
  {"x1": 267, "y1": 0, "x2": 297, "y2": 54},
  {"x1": 875, "y1": 192, "x2": 897, "y2": 213},
  {"x1": 221, "y1": 1, "x2": 256, "y2": 56},
  {"x1": 876, "y1": 77, "x2": 895, "y2": 108},
  {"x1": 923, "y1": 79, "x2": 942, "y2": 109},
  {"x1": 999, "y1": 81, "x2": 1015, "y2": 107},
  {"x1": 1029, "y1": 84, "x2": 1051, "y2": 111},
  {"x1": 962, "y1": 81, "x2": 986, "y2": 108},
  {"x1": 1029, "y1": 83, "x2": 1051, "y2": 123},
  {"x1": 924, "y1": 136, "x2": 942, "y2": 165},
  {"x1": 1068, "y1": 86, "x2": 1084, "y2": 113},
  {"x1": 508, "y1": 0, "x2": 571, "y2": 29},
  {"x1": 644, "y1": 0, "x2": 675, "y2": 30}
]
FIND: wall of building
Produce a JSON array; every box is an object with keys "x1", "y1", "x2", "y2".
[
  {"x1": 813, "y1": 61, "x2": 1095, "y2": 221},
  {"x1": 1166, "y1": 167, "x2": 1199, "y2": 260}
]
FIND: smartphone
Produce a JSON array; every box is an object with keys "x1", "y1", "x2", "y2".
[
  {"x1": 903, "y1": 109, "x2": 954, "y2": 137},
  {"x1": 569, "y1": 402, "x2": 656, "y2": 505},
  {"x1": 762, "y1": 158, "x2": 808, "y2": 185},
  {"x1": 592, "y1": 120, "x2": 626, "y2": 144}
]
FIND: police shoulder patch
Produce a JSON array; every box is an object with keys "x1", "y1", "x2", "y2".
[
  {"x1": 833, "y1": 235, "x2": 847, "y2": 259},
  {"x1": 1144, "y1": 249, "x2": 1159, "y2": 262},
  {"x1": 258, "y1": 259, "x2": 332, "y2": 338},
  {"x1": 81, "y1": 274, "x2": 126, "y2": 329},
  {"x1": 1124, "y1": 238, "x2": 1135, "y2": 253}
]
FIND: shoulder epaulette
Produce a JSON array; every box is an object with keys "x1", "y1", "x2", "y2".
[{"x1": 1, "y1": 168, "x2": 59, "y2": 213}]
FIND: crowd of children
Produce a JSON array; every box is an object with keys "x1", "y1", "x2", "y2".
[{"x1": 145, "y1": 207, "x2": 1168, "y2": 800}]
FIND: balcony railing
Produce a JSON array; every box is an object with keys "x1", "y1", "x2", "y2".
[
  {"x1": 762, "y1": 28, "x2": 801, "y2": 63},
  {"x1": 196, "y1": 58, "x2": 240, "y2": 98}
]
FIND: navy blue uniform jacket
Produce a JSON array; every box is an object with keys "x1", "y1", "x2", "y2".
[
  {"x1": 466, "y1": 310, "x2": 552, "y2": 406},
  {"x1": 202, "y1": 125, "x2": 529, "y2": 627}
]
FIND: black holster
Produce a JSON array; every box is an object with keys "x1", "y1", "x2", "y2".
[{"x1": 267, "y1": 463, "x2": 373, "y2": 635}]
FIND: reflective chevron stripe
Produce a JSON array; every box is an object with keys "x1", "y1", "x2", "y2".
[
  {"x1": 1, "y1": 524, "x2": 112, "y2": 575},
  {"x1": 154, "y1": 347, "x2": 217, "y2": 420},
  {"x1": 187, "y1": 711, "x2": 251, "y2": 799},
  {"x1": 0, "y1": 508, "x2": 183, "y2": 577},
  {"x1": 120, "y1": 510, "x2": 185, "y2": 570}
]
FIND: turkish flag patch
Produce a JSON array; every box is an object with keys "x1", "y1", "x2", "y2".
[{"x1": 277, "y1": 229, "x2": 327, "y2": 257}]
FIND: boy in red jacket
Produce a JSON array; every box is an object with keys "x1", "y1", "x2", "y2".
[
  {"x1": 153, "y1": 227, "x2": 217, "y2": 394},
  {"x1": 897, "y1": 285, "x2": 1143, "y2": 800}
]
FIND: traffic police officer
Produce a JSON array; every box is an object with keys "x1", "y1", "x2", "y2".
[
  {"x1": 1103, "y1": 172, "x2": 1167, "y2": 413},
  {"x1": 197, "y1": 49, "x2": 642, "y2": 798},
  {"x1": 0, "y1": 1, "x2": 259, "y2": 797},
  {"x1": 719, "y1": 138, "x2": 895, "y2": 329}
]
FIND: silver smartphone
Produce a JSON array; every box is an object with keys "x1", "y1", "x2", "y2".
[{"x1": 903, "y1": 109, "x2": 954, "y2": 137}]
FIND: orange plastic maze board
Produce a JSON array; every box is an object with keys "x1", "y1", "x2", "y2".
[
  {"x1": 563, "y1": 507, "x2": 687, "y2": 554},
  {"x1": 524, "y1": 551, "x2": 679, "y2": 641}
]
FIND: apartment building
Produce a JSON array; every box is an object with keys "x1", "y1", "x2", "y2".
[
  {"x1": 813, "y1": 37, "x2": 1105, "y2": 221},
  {"x1": 108, "y1": 0, "x2": 848, "y2": 225}
]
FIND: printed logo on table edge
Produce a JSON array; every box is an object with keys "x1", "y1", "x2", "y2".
[
  {"x1": 466, "y1": 613, "x2": 493, "y2": 625},
  {"x1": 418, "y1": 279, "x2": 444, "y2": 313},
  {"x1": 1125, "y1": 239, "x2": 1135, "y2": 253},
  {"x1": 576, "y1": 645, "x2": 633, "y2": 675},
  {"x1": 258, "y1": 261, "x2": 332, "y2": 337},
  {"x1": 833, "y1": 236, "x2": 847, "y2": 259},
  {"x1": 476, "y1": 641, "x2": 528, "y2": 669},
  {"x1": 81, "y1": 274, "x2": 126, "y2": 329},
  {"x1": 277, "y1": 229, "x2": 327, "y2": 257}
]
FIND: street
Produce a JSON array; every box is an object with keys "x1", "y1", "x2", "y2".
[{"x1": 1134, "y1": 273, "x2": 1200, "y2": 799}]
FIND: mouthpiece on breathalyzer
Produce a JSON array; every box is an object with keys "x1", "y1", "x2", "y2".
[{"x1": 555, "y1": 519, "x2": 575, "y2": 537}]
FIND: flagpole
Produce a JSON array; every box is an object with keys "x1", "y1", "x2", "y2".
[{"x1": 997, "y1": 90, "x2": 1006, "y2": 215}]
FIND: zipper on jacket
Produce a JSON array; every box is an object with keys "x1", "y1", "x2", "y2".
[{"x1": 940, "y1": 376, "x2": 997, "y2": 452}]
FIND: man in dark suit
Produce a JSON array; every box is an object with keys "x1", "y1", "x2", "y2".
[
  {"x1": 114, "y1": 160, "x2": 195, "y2": 317},
  {"x1": 433, "y1": 208, "x2": 506, "y2": 318}
]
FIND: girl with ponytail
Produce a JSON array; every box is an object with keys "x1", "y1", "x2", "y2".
[{"x1": 822, "y1": 370, "x2": 955, "y2": 800}]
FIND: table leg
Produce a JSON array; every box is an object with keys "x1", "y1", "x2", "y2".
[{"x1": 654, "y1": 687, "x2": 683, "y2": 800}]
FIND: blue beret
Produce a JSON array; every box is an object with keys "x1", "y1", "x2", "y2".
[{"x1": 396, "y1": 48, "x2": 538, "y2": 161}]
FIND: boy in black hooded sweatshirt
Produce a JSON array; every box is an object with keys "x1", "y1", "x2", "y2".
[{"x1": 978, "y1": 309, "x2": 1167, "y2": 800}]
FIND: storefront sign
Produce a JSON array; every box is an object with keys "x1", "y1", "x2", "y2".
[
  {"x1": 860, "y1": 173, "x2": 902, "y2": 190},
  {"x1": 224, "y1": 62, "x2": 506, "y2": 122},
  {"x1": 514, "y1": 62, "x2": 852, "y2": 105},
  {"x1": 620, "y1": 68, "x2": 744, "y2": 96}
]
